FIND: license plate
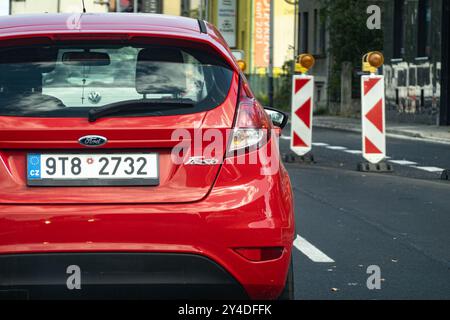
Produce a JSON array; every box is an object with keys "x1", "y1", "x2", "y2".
[{"x1": 27, "y1": 153, "x2": 159, "y2": 186}]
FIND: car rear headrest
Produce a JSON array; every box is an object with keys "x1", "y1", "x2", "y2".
[
  {"x1": 135, "y1": 47, "x2": 187, "y2": 96},
  {"x1": 1, "y1": 65, "x2": 43, "y2": 95},
  {"x1": 0, "y1": 47, "x2": 57, "y2": 73}
]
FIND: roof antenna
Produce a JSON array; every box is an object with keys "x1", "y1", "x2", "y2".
[{"x1": 81, "y1": 0, "x2": 86, "y2": 13}]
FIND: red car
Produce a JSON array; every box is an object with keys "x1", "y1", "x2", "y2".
[{"x1": 0, "y1": 13, "x2": 295, "y2": 300}]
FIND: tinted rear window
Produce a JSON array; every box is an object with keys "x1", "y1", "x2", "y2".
[{"x1": 0, "y1": 42, "x2": 234, "y2": 117}]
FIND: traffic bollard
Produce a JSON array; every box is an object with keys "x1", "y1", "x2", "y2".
[{"x1": 358, "y1": 51, "x2": 393, "y2": 173}]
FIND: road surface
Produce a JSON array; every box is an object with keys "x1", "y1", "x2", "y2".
[{"x1": 281, "y1": 127, "x2": 450, "y2": 299}]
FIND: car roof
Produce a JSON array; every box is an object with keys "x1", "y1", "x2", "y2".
[
  {"x1": 1, "y1": 13, "x2": 201, "y2": 33},
  {"x1": 0, "y1": 13, "x2": 237, "y2": 70}
]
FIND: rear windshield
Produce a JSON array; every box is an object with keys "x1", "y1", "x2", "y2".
[{"x1": 0, "y1": 43, "x2": 234, "y2": 117}]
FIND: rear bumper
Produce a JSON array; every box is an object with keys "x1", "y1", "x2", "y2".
[
  {"x1": 0, "y1": 253, "x2": 248, "y2": 300},
  {"x1": 0, "y1": 162, "x2": 295, "y2": 299}
]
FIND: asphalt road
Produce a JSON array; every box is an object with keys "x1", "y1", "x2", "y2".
[{"x1": 280, "y1": 126, "x2": 450, "y2": 300}]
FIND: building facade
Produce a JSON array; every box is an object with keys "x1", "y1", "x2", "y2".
[
  {"x1": 296, "y1": 0, "x2": 329, "y2": 111},
  {"x1": 383, "y1": 0, "x2": 449, "y2": 126},
  {"x1": 297, "y1": 0, "x2": 449, "y2": 126}
]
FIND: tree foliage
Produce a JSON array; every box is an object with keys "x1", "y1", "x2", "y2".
[{"x1": 320, "y1": 0, "x2": 384, "y2": 100}]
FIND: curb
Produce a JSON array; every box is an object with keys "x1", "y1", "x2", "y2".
[{"x1": 314, "y1": 122, "x2": 450, "y2": 145}]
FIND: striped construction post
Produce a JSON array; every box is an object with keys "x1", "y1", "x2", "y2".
[
  {"x1": 361, "y1": 75, "x2": 386, "y2": 164},
  {"x1": 290, "y1": 75, "x2": 314, "y2": 156}
]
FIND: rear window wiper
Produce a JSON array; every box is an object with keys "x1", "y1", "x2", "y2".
[{"x1": 88, "y1": 99, "x2": 195, "y2": 122}]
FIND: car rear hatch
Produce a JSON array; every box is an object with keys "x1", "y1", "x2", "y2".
[{"x1": 0, "y1": 37, "x2": 238, "y2": 205}]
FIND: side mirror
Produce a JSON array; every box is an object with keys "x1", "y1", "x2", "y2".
[{"x1": 264, "y1": 107, "x2": 288, "y2": 129}]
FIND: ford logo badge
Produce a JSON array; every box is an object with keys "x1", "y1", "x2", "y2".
[{"x1": 79, "y1": 135, "x2": 108, "y2": 147}]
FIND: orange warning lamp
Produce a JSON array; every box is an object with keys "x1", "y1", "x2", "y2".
[
  {"x1": 368, "y1": 51, "x2": 384, "y2": 68},
  {"x1": 237, "y1": 60, "x2": 247, "y2": 72},
  {"x1": 296, "y1": 54, "x2": 315, "y2": 74},
  {"x1": 363, "y1": 51, "x2": 384, "y2": 74}
]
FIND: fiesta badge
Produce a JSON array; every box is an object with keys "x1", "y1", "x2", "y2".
[{"x1": 79, "y1": 135, "x2": 108, "y2": 147}]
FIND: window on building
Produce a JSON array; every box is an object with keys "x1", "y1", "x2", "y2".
[
  {"x1": 393, "y1": 0, "x2": 405, "y2": 58},
  {"x1": 181, "y1": 0, "x2": 207, "y2": 19},
  {"x1": 301, "y1": 12, "x2": 309, "y2": 53},
  {"x1": 0, "y1": 0, "x2": 10, "y2": 15},
  {"x1": 417, "y1": 0, "x2": 432, "y2": 57},
  {"x1": 115, "y1": 0, "x2": 163, "y2": 13},
  {"x1": 319, "y1": 10, "x2": 326, "y2": 55},
  {"x1": 313, "y1": 9, "x2": 326, "y2": 56},
  {"x1": 313, "y1": 9, "x2": 319, "y2": 54},
  {"x1": 116, "y1": 0, "x2": 135, "y2": 12}
]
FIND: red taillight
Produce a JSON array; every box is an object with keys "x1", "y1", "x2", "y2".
[
  {"x1": 234, "y1": 100, "x2": 271, "y2": 129},
  {"x1": 227, "y1": 82, "x2": 271, "y2": 155},
  {"x1": 234, "y1": 247, "x2": 284, "y2": 262}
]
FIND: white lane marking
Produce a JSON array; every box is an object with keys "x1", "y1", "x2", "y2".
[
  {"x1": 345, "y1": 150, "x2": 362, "y2": 154},
  {"x1": 412, "y1": 166, "x2": 445, "y2": 173},
  {"x1": 326, "y1": 146, "x2": 347, "y2": 150},
  {"x1": 285, "y1": 139, "x2": 442, "y2": 175},
  {"x1": 388, "y1": 160, "x2": 418, "y2": 166},
  {"x1": 293, "y1": 235, "x2": 335, "y2": 263}
]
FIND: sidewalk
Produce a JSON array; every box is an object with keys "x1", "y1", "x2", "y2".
[{"x1": 314, "y1": 116, "x2": 450, "y2": 145}]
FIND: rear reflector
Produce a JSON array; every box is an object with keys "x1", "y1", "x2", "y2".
[{"x1": 234, "y1": 247, "x2": 284, "y2": 262}]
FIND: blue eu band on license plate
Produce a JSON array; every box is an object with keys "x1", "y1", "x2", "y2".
[
  {"x1": 27, "y1": 154, "x2": 42, "y2": 180},
  {"x1": 26, "y1": 153, "x2": 159, "y2": 187}
]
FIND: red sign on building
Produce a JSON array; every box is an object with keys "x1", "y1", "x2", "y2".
[{"x1": 253, "y1": 0, "x2": 271, "y2": 69}]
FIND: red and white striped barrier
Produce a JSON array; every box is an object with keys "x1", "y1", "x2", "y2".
[
  {"x1": 361, "y1": 75, "x2": 386, "y2": 164},
  {"x1": 291, "y1": 75, "x2": 314, "y2": 156}
]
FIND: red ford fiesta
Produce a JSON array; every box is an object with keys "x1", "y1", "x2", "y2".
[{"x1": 0, "y1": 13, "x2": 295, "y2": 300}]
